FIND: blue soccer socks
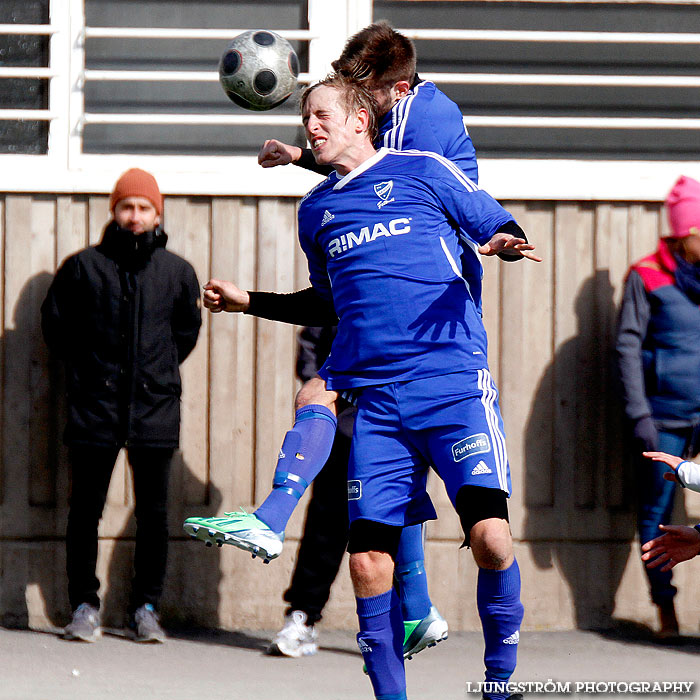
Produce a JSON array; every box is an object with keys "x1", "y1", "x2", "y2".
[
  {"x1": 356, "y1": 589, "x2": 407, "y2": 700},
  {"x1": 477, "y1": 558, "x2": 524, "y2": 700},
  {"x1": 394, "y1": 523, "x2": 432, "y2": 622},
  {"x1": 254, "y1": 404, "x2": 337, "y2": 533}
]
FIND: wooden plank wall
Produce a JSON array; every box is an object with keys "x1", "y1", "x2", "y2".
[{"x1": 0, "y1": 193, "x2": 698, "y2": 633}]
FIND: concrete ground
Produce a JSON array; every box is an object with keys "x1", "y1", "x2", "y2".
[{"x1": 2, "y1": 625, "x2": 698, "y2": 700}]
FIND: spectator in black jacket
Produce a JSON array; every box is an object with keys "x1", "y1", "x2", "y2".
[{"x1": 41, "y1": 168, "x2": 201, "y2": 643}]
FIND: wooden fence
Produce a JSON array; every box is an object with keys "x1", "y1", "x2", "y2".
[{"x1": 0, "y1": 193, "x2": 697, "y2": 633}]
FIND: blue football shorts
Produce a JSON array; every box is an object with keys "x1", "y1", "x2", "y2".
[{"x1": 347, "y1": 368, "x2": 511, "y2": 527}]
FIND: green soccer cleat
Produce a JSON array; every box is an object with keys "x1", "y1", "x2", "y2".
[
  {"x1": 403, "y1": 605, "x2": 449, "y2": 659},
  {"x1": 183, "y1": 510, "x2": 284, "y2": 563},
  {"x1": 363, "y1": 605, "x2": 449, "y2": 673}
]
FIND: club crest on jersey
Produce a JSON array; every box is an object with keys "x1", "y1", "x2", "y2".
[
  {"x1": 321, "y1": 209, "x2": 334, "y2": 226},
  {"x1": 347, "y1": 479, "x2": 362, "y2": 500},
  {"x1": 373, "y1": 180, "x2": 395, "y2": 209},
  {"x1": 452, "y1": 433, "x2": 491, "y2": 462},
  {"x1": 327, "y1": 218, "x2": 411, "y2": 258}
]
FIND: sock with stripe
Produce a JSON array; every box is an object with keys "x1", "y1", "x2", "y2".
[{"x1": 254, "y1": 404, "x2": 337, "y2": 533}]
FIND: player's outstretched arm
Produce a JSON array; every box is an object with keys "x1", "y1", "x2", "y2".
[
  {"x1": 642, "y1": 451, "x2": 684, "y2": 484},
  {"x1": 479, "y1": 232, "x2": 542, "y2": 262},
  {"x1": 247, "y1": 287, "x2": 338, "y2": 326},
  {"x1": 258, "y1": 139, "x2": 302, "y2": 168},
  {"x1": 204, "y1": 281, "x2": 338, "y2": 326},
  {"x1": 641, "y1": 524, "x2": 700, "y2": 571},
  {"x1": 644, "y1": 451, "x2": 700, "y2": 491},
  {"x1": 258, "y1": 139, "x2": 333, "y2": 176},
  {"x1": 642, "y1": 451, "x2": 684, "y2": 471},
  {"x1": 203, "y1": 279, "x2": 250, "y2": 313}
]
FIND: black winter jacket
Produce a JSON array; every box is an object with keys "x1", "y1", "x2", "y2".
[{"x1": 41, "y1": 221, "x2": 202, "y2": 448}]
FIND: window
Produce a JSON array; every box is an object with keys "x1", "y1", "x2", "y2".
[
  {"x1": 82, "y1": 0, "x2": 309, "y2": 156},
  {"x1": 375, "y1": 0, "x2": 700, "y2": 161},
  {"x1": 0, "y1": 0, "x2": 50, "y2": 154},
  {"x1": 1, "y1": 0, "x2": 698, "y2": 199}
]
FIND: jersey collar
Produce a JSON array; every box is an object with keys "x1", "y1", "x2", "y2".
[{"x1": 332, "y1": 148, "x2": 390, "y2": 191}]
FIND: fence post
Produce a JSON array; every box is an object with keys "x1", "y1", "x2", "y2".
[
  {"x1": 47, "y1": 0, "x2": 70, "y2": 167},
  {"x1": 48, "y1": 0, "x2": 84, "y2": 172},
  {"x1": 67, "y1": 0, "x2": 85, "y2": 170},
  {"x1": 306, "y1": 0, "x2": 373, "y2": 81}
]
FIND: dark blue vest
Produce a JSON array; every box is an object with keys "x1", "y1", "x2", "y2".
[{"x1": 636, "y1": 243, "x2": 700, "y2": 422}]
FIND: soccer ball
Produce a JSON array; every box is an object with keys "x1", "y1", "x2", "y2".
[{"x1": 219, "y1": 30, "x2": 300, "y2": 111}]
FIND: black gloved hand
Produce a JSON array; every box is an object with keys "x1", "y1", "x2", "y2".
[{"x1": 633, "y1": 415, "x2": 658, "y2": 452}]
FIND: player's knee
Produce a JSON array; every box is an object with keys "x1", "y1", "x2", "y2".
[
  {"x1": 455, "y1": 485, "x2": 510, "y2": 549},
  {"x1": 470, "y1": 518, "x2": 514, "y2": 570},
  {"x1": 348, "y1": 551, "x2": 393, "y2": 591},
  {"x1": 349, "y1": 550, "x2": 397, "y2": 598},
  {"x1": 347, "y1": 519, "x2": 402, "y2": 560},
  {"x1": 348, "y1": 551, "x2": 373, "y2": 584},
  {"x1": 295, "y1": 375, "x2": 338, "y2": 412}
]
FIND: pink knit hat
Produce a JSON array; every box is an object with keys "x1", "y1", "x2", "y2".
[{"x1": 665, "y1": 175, "x2": 700, "y2": 238}]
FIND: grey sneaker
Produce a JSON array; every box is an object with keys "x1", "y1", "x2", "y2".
[
  {"x1": 63, "y1": 603, "x2": 101, "y2": 642},
  {"x1": 267, "y1": 610, "x2": 318, "y2": 658},
  {"x1": 129, "y1": 604, "x2": 166, "y2": 643}
]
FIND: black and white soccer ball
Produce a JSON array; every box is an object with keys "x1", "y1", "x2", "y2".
[{"x1": 219, "y1": 30, "x2": 300, "y2": 111}]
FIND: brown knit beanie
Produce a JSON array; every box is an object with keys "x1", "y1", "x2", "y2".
[{"x1": 109, "y1": 168, "x2": 163, "y2": 215}]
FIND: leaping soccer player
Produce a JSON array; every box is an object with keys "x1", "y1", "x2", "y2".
[
  {"x1": 188, "y1": 22, "x2": 482, "y2": 664},
  {"x1": 194, "y1": 75, "x2": 537, "y2": 700}
]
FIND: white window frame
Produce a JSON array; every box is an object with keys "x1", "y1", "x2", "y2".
[{"x1": 1, "y1": 0, "x2": 700, "y2": 201}]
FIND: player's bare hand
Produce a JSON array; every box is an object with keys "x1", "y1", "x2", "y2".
[
  {"x1": 642, "y1": 451, "x2": 684, "y2": 483},
  {"x1": 478, "y1": 233, "x2": 542, "y2": 262},
  {"x1": 641, "y1": 524, "x2": 700, "y2": 571},
  {"x1": 203, "y1": 279, "x2": 250, "y2": 313},
  {"x1": 258, "y1": 139, "x2": 302, "y2": 168}
]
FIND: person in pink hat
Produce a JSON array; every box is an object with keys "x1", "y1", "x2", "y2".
[{"x1": 616, "y1": 174, "x2": 700, "y2": 638}]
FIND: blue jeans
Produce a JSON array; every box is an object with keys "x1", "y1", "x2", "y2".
[{"x1": 636, "y1": 427, "x2": 693, "y2": 607}]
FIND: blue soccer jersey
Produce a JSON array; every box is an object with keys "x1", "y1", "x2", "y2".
[
  {"x1": 378, "y1": 80, "x2": 478, "y2": 184},
  {"x1": 379, "y1": 80, "x2": 483, "y2": 312},
  {"x1": 297, "y1": 148, "x2": 515, "y2": 391}
]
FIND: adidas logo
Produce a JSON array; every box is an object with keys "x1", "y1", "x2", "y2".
[
  {"x1": 357, "y1": 638, "x2": 373, "y2": 653},
  {"x1": 321, "y1": 209, "x2": 334, "y2": 226},
  {"x1": 471, "y1": 460, "x2": 492, "y2": 476},
  {"x1": 502, "y1": 631, "x2": 519, "y2": 645},
  {"x1": 278, "y1": 450, "x2": 285, "y2": 459}
]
